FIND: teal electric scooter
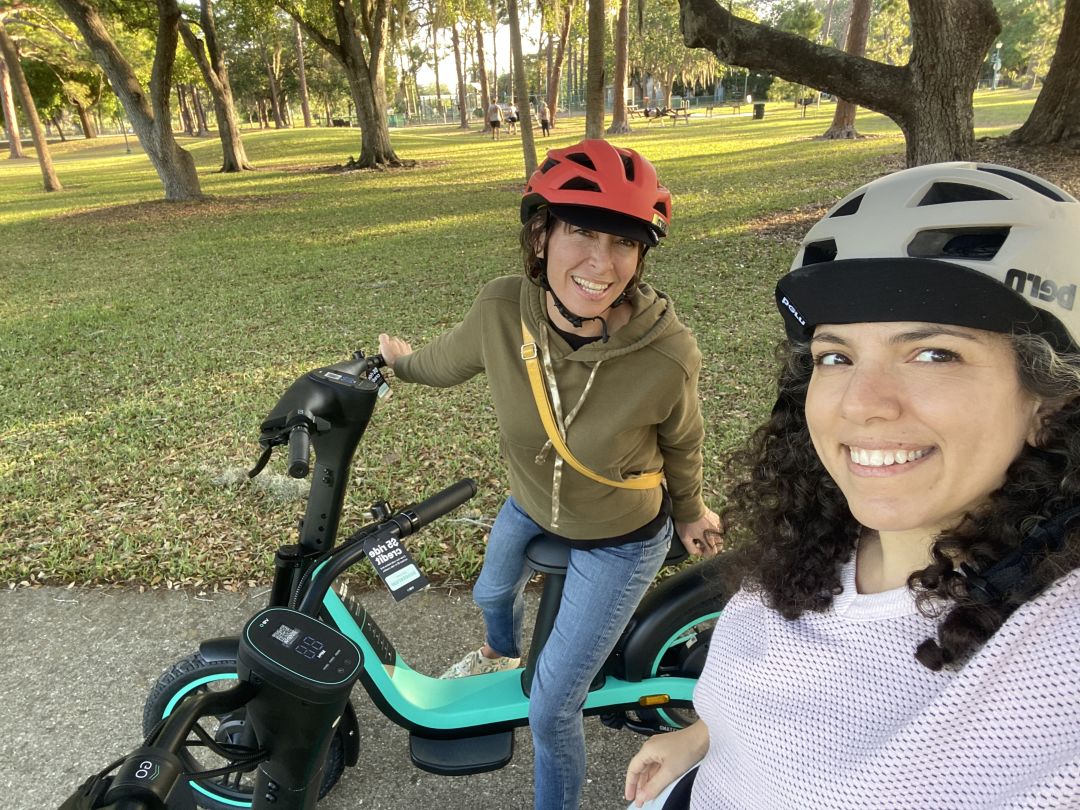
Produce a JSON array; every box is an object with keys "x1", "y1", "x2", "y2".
[{"x1": 133, "y1": 351, "x2": 729, "y2": 810}]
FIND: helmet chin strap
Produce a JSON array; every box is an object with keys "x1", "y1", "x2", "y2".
[{"x1": 540, "y1": 274, "x2": 633, "y2": 343}]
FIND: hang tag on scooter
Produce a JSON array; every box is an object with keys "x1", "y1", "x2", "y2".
[{"x1": 363, "y1": 533, "x2": 429, "y2": 601}]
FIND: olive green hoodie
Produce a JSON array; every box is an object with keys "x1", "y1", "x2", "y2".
[{"x1": 394, "y1": 275, "x2": 706, "y2": 540}]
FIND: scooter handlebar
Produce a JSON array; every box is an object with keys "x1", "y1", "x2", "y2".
[
  {"x1": 287, "y1": 424, "x2": 311, "y2": 478},
  {"x1": 392, "y1": 478, "x2": 477, "y2": 537}
]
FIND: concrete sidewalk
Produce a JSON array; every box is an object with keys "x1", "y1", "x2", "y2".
[{"x1": 0, "y1": 585, "x2": 642, "y2": 810}]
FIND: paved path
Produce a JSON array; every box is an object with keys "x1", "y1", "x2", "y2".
[{"x1": 1, "y1": 585, "x2": 642, "y2": 809}]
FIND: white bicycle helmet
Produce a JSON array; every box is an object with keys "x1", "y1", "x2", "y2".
[{"x1": 776, "y1": 162, "x2": 1080, "y2": 352}]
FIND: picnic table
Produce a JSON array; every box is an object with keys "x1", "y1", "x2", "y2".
[{"x1": 642, "y1": 106, "x2": 692, "y2": 126}]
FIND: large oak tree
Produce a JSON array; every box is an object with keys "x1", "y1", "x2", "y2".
[
  {"x1": 1009, "y1": 0, "x2": 1080, "y2": 150},
  {"x1": 178, "y1": 0, "x2": 253, "y2": 172},
  {"x1": 55, "y1": 0, "x2": 202, "y2": 199},
  {"x1": 678, "y1": 0, "x2": 1002, "y2": 166},
  {"x1": 280, "y1": 0, "x2": 400, "y2": 167}
]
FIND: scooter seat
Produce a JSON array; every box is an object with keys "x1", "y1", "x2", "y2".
[{"x1": 525, "y1": 533, "x2": 688, "y2": 574}]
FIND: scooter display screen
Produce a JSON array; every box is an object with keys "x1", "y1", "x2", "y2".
[{"x1": 244, "y1": 608, "x2": 361, "y2": 687}]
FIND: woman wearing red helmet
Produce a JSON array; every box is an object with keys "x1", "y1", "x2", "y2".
[{"x1": 379, "y1": 138, "x2": 720, "y2": 809}]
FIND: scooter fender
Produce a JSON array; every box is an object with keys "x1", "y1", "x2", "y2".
[
  {"x1": 617, "y1": 556, "x2": 729, "y2": 683},
  {"x1": 195, "y1": 636, "x2": 361, "y2": 767}
]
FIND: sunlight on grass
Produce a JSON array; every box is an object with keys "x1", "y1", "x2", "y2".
[{"x1": 0, "y1": 92, "x2": 1041, "y2": 587}]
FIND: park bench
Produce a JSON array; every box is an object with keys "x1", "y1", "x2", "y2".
[{"x1": 627, "y1": 104, "x2": 643, "y2": 118}]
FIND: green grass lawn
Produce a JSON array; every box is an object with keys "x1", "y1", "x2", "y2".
[{"x1": 0, "y1": 89, "x2": 1041, "y2": 589}]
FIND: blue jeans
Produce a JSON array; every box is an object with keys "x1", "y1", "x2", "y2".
[{"x1": 473, "y1": 496, "x2": 672, "y2": 809}]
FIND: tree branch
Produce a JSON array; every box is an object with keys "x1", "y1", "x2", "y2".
[{"x1": 678, "y1": 0, "x2": 909, "y2": 113}]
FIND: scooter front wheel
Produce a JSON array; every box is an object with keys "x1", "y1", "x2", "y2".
[{"x1": 143, "y1": 650, "x2": 347, "y2": 810}]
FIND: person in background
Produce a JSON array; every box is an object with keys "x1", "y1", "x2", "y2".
[
  {"x1": 538, "y1": 99, "x2": 551, "y2": 136},
  {"x1": 488, "y1": 100, "x2": 503, "y2": 140},
  {"x1": 379, "y1": 139, "x2": 721, "y2": 810},
  {"x1": 625, "y1": 162, "x2": 1080, "y2": 809}
]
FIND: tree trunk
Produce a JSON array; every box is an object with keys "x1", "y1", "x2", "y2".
[
  {"x1": 507, "y1": 0, "x2": 537, "y2": 178},
  {"x1": 179, "y1": 2, "x2": 252, "y2": 171},
  {"x1": 52, "y1": 111, "x2": 68, "y2": 142},
  {"x1": 0, "y1": 22, "x2": 61, "y2": 189},
  {"x1": 678, "y1": 0, "x2": 1000, "y2": 166},
  {"x1": 585, "y1": 0, "x2": 605, "y2": 137},
  {"x1": 283, "y1": 0, "x2": 402, "y2": 166},
  {"x1": 192, "y1": 86, "x2": 210, "y2": 135},
  {"x1": 546, "y1": 0, "x2": 573, "y2": 128},
  {"x1": 606, "y1": 0, "x2": 631, "y2": 135},
  {"x1": 0, "y1": 53, "x2": 26, "y2": 157},
  {"x1": 821, "y1": 0, "x2": 836, "y2": 45},
  {"x1": 821, "y1": 0, "x2": 870, "y2": 139},
  {"x1": 265, "y1": 53, "x2": 285, "y2": 128},
  {"x1": 74, "y1": 98, "x2": 97, "y2": 138},
  {"x1": 55, "y1": 0, "x2": 202, "y2": 199},
  {"x1": 294, "y1": 20, "x2": 313, "y2": 127},
  {"x1": 476, "y1": 19, "x2": 492, "y2": 133},
  {"x1": 1008, "y1": 0, "x2": 1080, "y2": 149},
  {"x1": 177, "y1": 82, "x2": 196, "y2": 135},
  {"x1": 451, "y1": 23, "x2": 468, "y2": 128},
  {"x1": 432, "y1": 25, "x2": 443, "y2": 115}
]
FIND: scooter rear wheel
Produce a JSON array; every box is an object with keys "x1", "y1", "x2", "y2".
[
  {"x1": 143, "y1": 651, "x2": 346, "y2": 810},
  {"x1": 631, "y1": 597, "x2": 724, "y2": 732}
]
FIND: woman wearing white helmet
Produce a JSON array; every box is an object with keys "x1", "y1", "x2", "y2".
[{"x1": 625, "y1": 162, "x2": 1080, "y2": 809}]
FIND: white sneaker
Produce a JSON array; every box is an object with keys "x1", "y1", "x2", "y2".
[{"x1": 440, "y1": 647, "x2": 521, "y2": 679}]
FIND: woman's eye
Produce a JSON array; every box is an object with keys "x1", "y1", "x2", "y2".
[
  {"x1": 813, "y1": 351, "x2": 849, "y2": 367},
  {"x1": 573, "y1": 227, "x2": 595, "y2": 237},
  {"x1": 617, "y1": 238, "x2": 638, "y2": 249},
  {"x1": 913, "y1": 348, "x2": 960, "y2": 363}
]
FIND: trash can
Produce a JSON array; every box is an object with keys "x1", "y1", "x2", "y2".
[{"x1": 753, "y1": 103, "x2": 765, "y2": 120}]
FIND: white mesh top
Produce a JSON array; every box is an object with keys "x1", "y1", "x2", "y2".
[{"x1": 690, "y1": 559, "x2": 1080, "y2": 809}]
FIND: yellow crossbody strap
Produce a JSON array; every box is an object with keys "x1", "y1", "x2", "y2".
[{"x1": 520, "y1": 320, "x2": 663, "y2": 491}]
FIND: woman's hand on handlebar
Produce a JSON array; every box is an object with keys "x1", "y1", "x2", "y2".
[
  {"x1": 624, "y1": 722, "x2": 709, "y2": 807},
  {"x1": 676, "y1": 508, "x2": 722, "y2": 557},
  {"x1": 378, "y1": 333, "x2": 413, "y2": 368}
]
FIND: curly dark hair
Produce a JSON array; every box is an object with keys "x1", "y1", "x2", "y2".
[{"x1": 720, "y1": 332, "x2": 1080, "y2": 671}]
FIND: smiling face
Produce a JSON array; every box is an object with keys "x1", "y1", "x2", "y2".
[
  {"x1": 805, "y1": 322, "x2": 1042, "y2": 542},
  {"x1": 541, "y1": 219, "x2": 642, "y2": 335}
]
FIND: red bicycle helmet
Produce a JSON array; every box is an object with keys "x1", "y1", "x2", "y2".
[{"x1": 520, "y1": 139, "x2": 672, "y2": 246}]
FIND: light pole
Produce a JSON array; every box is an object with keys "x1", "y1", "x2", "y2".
[{"x1": 991, "y1": 41, "x2": 1003, "y2": 91}]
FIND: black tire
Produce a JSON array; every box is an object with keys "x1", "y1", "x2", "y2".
[
  {"x1": 143, "y1": 651, "x2": 346, "y2": 810},
  {"x1": 633, "y1": 597, "x2": 725, "y2": 732}
]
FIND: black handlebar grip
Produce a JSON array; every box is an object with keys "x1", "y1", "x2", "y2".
[
  {"x1": 394, "y1": 478, "x2": 478, "y2": 537},
  {"x1": 287, "y1": 424, "x2": 311, "y2": 478}
]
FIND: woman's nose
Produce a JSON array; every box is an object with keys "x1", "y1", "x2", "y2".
[
  {"x1": 839, "y1": 365, "x2": 902, "y2": 423},
  {"x1": 590, "y1": 236, "x2": 616, "y2": 267}
]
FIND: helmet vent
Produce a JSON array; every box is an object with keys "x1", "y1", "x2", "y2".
[
  {"x1": 918, "y1": 182, "x2": 1009, "y2": 206},
  {"x1": 654, "y1": 201, "x2": 669, "y2": 218},
  {"x1": 560, "y1": 176, "x2": 602, "y2": 193},
  {"x1": 977, "y1": 166, "x2": 1068, "y2": 202},
  {"x1": 907, "y1": 227, "x2": 1010, "y2": 261},
  {"x1": 829, "y1": 193, "x2": 864, "y2": 218},
  {"x1": 565, "y1": 153, "x2": 596, "y2": 171},
  {"x1": 802, "y1": 239, "x2": 838, "y2": 266},
  {"x1": 539, "y1": 158, "x2": 559, "y2": 174},
  {"x1": 621, "y1": 155, "x2": 635, "y2": 181}
]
